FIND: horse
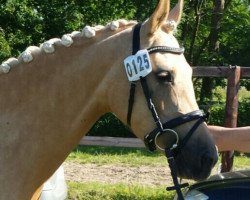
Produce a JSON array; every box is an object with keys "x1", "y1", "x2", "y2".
[{"x1": 0, "y1": 0, "x2": 218, "y2": 199}]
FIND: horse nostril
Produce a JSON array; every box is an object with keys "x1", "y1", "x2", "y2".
[{"x1": 201, "y1": 153, "x2": 215, "y2": 168}]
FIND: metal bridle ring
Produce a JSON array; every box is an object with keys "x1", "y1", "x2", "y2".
[{"x1": 154, "y1": 129, "x2": 179, "y2": 151}]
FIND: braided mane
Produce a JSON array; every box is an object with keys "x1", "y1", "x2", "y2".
[{"x1": 0, "y1": 19, "x2": 137, "y2": 75}]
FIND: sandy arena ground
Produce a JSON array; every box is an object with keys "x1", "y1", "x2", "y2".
[{"x1": 63, "y1": 161, "x2": 175, "y2": 186}]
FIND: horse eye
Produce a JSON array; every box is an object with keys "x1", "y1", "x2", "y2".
[{"x1": 156, "y1": 71, "x2": 172, "y2": 83}]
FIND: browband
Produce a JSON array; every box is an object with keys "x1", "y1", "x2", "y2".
[{"x1": 148, "y1": 46, "x2": 185, "y2": 55}]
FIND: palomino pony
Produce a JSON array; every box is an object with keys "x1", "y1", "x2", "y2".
[{"x1": 0, "y1": 0, "x2": 218, "y2": 199}]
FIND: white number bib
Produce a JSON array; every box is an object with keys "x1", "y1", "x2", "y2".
[{"x1": 124, "y1": 49, "x2": 152, "y2": 82}]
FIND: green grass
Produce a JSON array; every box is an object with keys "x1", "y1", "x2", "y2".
[
  {"x1": 67, "y1": 181, "x2": 175, "y2": 200},
  {"x1": 233, "y1": 152, "x2": 250, "y2": 170},
  {"x1": 67, "y1": 145, "x2": 166, "y2": 167},
  {"x1": 67, "y1": 145, "x2": 250, "y2": 169}
]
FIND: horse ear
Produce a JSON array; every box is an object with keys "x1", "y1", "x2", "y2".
[
  {"x1": 167, "y1": 0, "x2": 184, "y2": 27},
  {"x1": 142, "y1": 0, "x2": 170, "y2": 36}
]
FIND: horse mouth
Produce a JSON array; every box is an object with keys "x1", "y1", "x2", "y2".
[
  {"x1": 175, "y1": 151, "x2": 218, "y2": 181},
  {"x1": 176, "y1": 164, "x2": 213, "y2": 181},
  {"x1": 175, "y1": 167, "x2": 210, "y2": 181}
]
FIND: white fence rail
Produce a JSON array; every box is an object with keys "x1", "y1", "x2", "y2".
[{"x1": 79, "y1": 136, "x2": 145, "y2": 148}]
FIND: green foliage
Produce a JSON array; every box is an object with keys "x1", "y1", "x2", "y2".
[
  {"x1": 87, "y1": 113, "x2": 135, "y2": 138},
  {"x1": 76, "y1": 0, "x2": 136, "y2": 25},
  {"x1": 207, "y1": 103, "x2": 225, "y2": 126},
  {"x1": 180, "y1": 0, "x2": 250, "y2": 67},
  {"x1": 206, "y1": 95, "x2": 250, "y2": 127},
  {"x1": 238, "y1": 97, "x2": 250, "y2": 126},
  {"x1": 0, "y1": 29, "x2": 11, "y2": 59},
  {"x1": 220, "y1": 0, "x2": 250, "y2": 66},
  {"x1": 0, "y1": 0, "x2": 43, "y2": 58},
  {"x1": 30, "y1": 0, "x2": 82, "y2": 39}
]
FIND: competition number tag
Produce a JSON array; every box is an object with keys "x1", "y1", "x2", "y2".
[{"x1": 124, "y1": 50, "x2": 152, "y2": 82}]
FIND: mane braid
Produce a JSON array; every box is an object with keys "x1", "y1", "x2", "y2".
[{"x1": 0, "y1": 19, "x2": 137, "y2": 75}]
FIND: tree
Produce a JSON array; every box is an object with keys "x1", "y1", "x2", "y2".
[
  {"x1": 0, "y1": 0, "x2": 43, "y2": 59},
  {"x1": 0, "y1": 28, "x2": 11, "y2": 59},
  {"x1": 199, "y1": 0, "x2": 228, "y2": 104}
]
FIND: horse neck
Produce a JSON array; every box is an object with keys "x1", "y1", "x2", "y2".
[
  {"x1": 0, "y1": 23, "x2": 135, "y2": 199},
  {"x1": 1, "y1": 24, "x2": 134, "y2": 137}
]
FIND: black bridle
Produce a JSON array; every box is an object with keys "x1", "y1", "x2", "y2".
[{"x1": 126, "y1": 23, "x2": 208, "y2": 200}]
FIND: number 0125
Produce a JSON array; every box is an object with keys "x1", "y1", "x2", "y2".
[{"x1": 124, "y1": 50, "x2": 152, "y2": 81}]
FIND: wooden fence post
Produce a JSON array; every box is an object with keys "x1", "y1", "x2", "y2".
[{"x1": 221, "y1": 66, "x2": 241, "y2": 172}]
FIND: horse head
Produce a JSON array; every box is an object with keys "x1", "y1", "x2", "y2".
[{"x1": 110, "y1": 0, "x2": 218, "y2": 181}]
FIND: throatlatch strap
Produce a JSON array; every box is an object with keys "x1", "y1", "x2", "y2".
[
  {"x1": 127, "y1": 82, "x2": 136, "y2": 126},
  {"x1": 127, "y1": 23, "x2": 142, "y2": 126}
]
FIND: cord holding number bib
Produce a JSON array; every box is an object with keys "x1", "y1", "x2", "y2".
[{"x1": 124, "y1": 49, "x2": 152, "y2": 82}]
